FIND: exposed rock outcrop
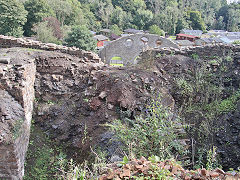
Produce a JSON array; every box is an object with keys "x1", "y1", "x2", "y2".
[
  {"x1": 0, "y1": 52, "x2": 35, "y2": 179},
  {"x1": 0, "y1": 34, "x2": 240, "y2": 179}
]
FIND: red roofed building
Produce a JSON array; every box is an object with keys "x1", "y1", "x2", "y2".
[{"x1": 176, "y1": 34, "x2": 200, "y2": 42}]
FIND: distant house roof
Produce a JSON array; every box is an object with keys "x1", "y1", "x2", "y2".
[
  {"x1": 93, "y1": 35, "x2": 108, "y2": 41},
  {"x1": 175, "y1": 40, "x2": 194, "y2": 46},
  {"x1": 176, "y1": 34, "x2": 199, "y2": 38},
  {"x1": 219, "y1": 36, "x2": 232, "y2": 44},
  {"x1": 90, "y1": 31, "x2": 96, "y2": 35},
  {"x1": 227, "y1": 32, "x2": 240, "y2": 36},
  {"x1": 103, "y1": 41, "x2": 111, "y2": 46},
  {"x1": 110, "y1": 33, "x2": 121, "y2": 40},
  {"x1": 212, "y1": 37, "x2": 225, "y2": 43},
  {"x1": 180, "y1": 29, "x2": 203, "y2": 37},
  {"x1": 225, "y1": 36, "x2": 240, "y2": 41},
  {"x1": 201, "y1": 38, "x2": 214, "y2": 43},
  {"x1": 208, "y1": 30, "x2": 227, "y2": 33},
  {"x1": 207, "y1": 31, "x2": 240, "y2": 37},
  {"x1": 100, "y1": 29, "x2": 111, "y2": 33},
  {"x1": 121, "y1": 34, "x2": 130, "y2": 37},
  {"x1": 124, "y1": 28, "x2": 143, "y2": 34}
]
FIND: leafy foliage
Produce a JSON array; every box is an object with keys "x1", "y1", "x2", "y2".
[
  {"x1": 0, "y1": 0, "x2": 27, "y2": 37},
  {"x1": 32, "y1": 21, "x2": 61, "y2": 44},
  {"x1": 188, "y1": 11, "x2": 206, "y2": 31},
  {"x1": 149, "y1": 25, "x2": 165, "y2": 36},
  {"x1": 64, "y1": 25, "x2": 97, "y2": 51},
  {"x1": 108, "y1": 97, "x2": 186, "y2": 160},
  {"x1": 24, "y1": 0, "x2": 53, "y2": 36}
]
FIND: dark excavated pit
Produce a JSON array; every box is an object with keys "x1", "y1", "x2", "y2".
[{"x1": 0, "y1": 43, "x2": 240, "y2": 179}]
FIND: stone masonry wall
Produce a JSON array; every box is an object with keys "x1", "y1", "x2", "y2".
[
  {"x1": 99, "y1": 34, "x2": 179, "y2": 66},
  {"x1": 0, "y1": 35, "x2": 101, "y2": 63},
  {"x1": 0, "y1": 34, "x2": 239, "y2": 179},
  {"x1": 139, "y1": 43, "x2": 240, "y2": 62},
  {"x1": 0, "y1": 56, "x2": 36, "y2": 179}
]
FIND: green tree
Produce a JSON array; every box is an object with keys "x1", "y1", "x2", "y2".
[
  {"x1": 24, "y1": 0, "x2": 53, "y2": 36},
  {"x1": 0, "y1": 0, "x2": 27, "y2": 37},
  {"x1": 153, "y1": 5, "x2": 180, "y2": 35},
  {"x1": 226, "y1": 6, "x2": 240, "y2": 32},
  {"x1": 214, "y1": 16, "x2": 225, "y2": 30},
  {"x1": 33, "y1": 21, "x2": 60, "y2": 44},
  {"x1": 133, "y1": 9, "x2": 153, "y2": 29},
  {"x1": 48, "y1": 0, "x2": 71, "y2": 27},
  {"x1": 149, "y1": 24, "x2": 165, "y2": 36},
  {"x1": 64, "y1": 25, "x2": 96, "y2": 51},
  {"x1": 176, "y1": 16, "x2": 190, "y2": 34},
  {"x1": 188, "y1": 11, "x2": 206, "y2": 31},
  {"x1": 111, "y1": 6, "x2": 126, "y2": 29},
  {"x1": 110, "y1": 24, "x2": 122, "y2": 35},
  {"x1": 93, "y1": 0, "x2": 113, "y2": 28},
  {"x1": 82, "y1": 4, "x2": 101, "y2": 31},
  {"x1": 63, "y1": 0, "x2": 85, "y2": 26}
]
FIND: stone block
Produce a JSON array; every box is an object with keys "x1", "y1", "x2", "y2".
[{"x1": 0, "y1": 58, "x2": 10, "y2": 64}]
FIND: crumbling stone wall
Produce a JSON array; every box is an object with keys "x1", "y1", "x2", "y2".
[
  {"x1": 138, "y1": 43, "x2": 240, "y2": 62},
  {"x1": 0, "y1": 56, "x2": 36, "y2": 179},
  {"x1": 0, "y1": 34, "x2": 240, "y2": 179},
  {"x1": 0, "y1": 35, "x2": 101, "y2": 63},
  {"x1": 99, "y1": 34, "x2": 179, "y2": 66}
]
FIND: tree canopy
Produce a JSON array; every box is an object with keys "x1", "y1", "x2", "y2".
[
  {"x1": 64, "y1": 25, "x2": 97, "y2": 51},
  {"x1": 0, "y1": 0, "x2": 239, "y2": 47},
  {"x1": 0, "y1": 0, "x2": 27, "y2": 37}
]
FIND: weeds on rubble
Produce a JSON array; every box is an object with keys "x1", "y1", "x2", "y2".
[
  {"x1": 206, "y1": 146, "x2": 219, "y2": 170},
  {"x1": 225, "y1": 55, "x2": 233, "y2": 62},
  {"x1": 191, "y1": 53, "x2": 199, "y2": 60},
  {"x1": 24, "y1": 122, "x2": 109, "y2": 179}
]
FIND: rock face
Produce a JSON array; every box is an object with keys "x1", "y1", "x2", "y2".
[
  {"x1": 0, "y1": 36, "x2": 239, "y2": 179},
  {"x1": 33, "y1": 50, "x2": 174, "y2": 161},
  {"x1": 138, "y1": 46, "x2": 240, "y2": 170},
  {"x1": 216, "y1": 101, "x2": 240, "y2": 169},
  {"x1": 0, "y1": 51, "x2": 36, "y2": 179},
  {"x1": 0, "y1": 47, "x2": 175, "y2": 179}
]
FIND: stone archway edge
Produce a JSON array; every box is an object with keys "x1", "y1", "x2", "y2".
[{"x1": 99, "y1": 34, "x2": 180, "y2": 66}]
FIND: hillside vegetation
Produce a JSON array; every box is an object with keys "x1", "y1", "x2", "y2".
[{"x1": 0, "y1": 0, "x2": 240, "y2": 47}]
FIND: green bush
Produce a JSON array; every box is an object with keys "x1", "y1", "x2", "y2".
[
  {"x1": 108, "y1": 97, "x2": 186, "y2": 160},
  {"x1": 64, "y1": 25, "x2": 97, "y2": 51},
  {"x1": 0, "y1": 0, "x2": 27, "y2": 37},
  {"x1": 233, "y1": 40, "x2": 240, "y2": 45},
  {"x1": 149, "y1": 24, "x2": 165, "y2": 36},
  {"x1": 33, "y1": 21, "x2": 61, "y2": 44}
]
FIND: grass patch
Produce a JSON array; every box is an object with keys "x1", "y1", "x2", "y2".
[
  {"x1": 24, "y1": 125, "x2": 66, "y2": 180},
  {"x1": 205, "y1": 90, "x2": 240, "y2": 114}
]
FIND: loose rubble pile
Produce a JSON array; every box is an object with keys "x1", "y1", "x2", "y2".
[{"x1": 99, "y1": 157, "x2": 240, "y2": 180}]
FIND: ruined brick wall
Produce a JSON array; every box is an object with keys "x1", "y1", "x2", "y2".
[
  {"x1": 99, "y1": 34, "x2": 179, "y2": 66},
  {"x1": 139, "y1": 44, "x2": 240, "y2": 62},
  {"x1": 0, "y1": 58, "x2": 36, "y2": 179},
  {"x1": 0, "y1": 35, "x2": 101, "y2": 63},
  {"x1": 0, "y1": 34, "x2": 239, "y2": 179}
]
